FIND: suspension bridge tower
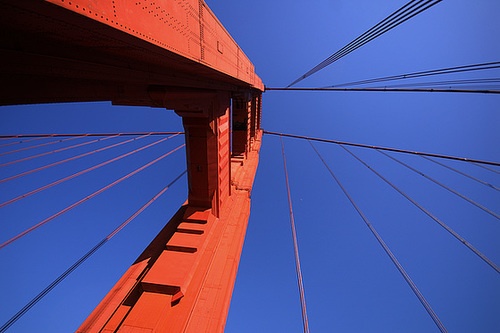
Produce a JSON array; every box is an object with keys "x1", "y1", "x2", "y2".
[{"x1": 1, "y1": 0, "x2": 263, "y2": 331}]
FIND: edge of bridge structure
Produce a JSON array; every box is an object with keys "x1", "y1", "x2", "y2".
[{"x1": 1, "y1": 0, "x2": 264, "y2": 331}]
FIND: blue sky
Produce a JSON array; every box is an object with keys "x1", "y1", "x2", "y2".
[{"x1": 1, "y1": 0, "x2": 499, "y2": 332}]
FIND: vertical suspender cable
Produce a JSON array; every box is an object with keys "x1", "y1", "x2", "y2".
[
  {"x1": 309, "y1": 140, "x2": 448, "y2": 333},
  {"x1": 0, "y1": 170, "x2": 187, "y2": 333},
  {"x1": 281, "y1": 135, "x2": 310, "y2": 333},
  {"x1": 339, "y1": 144, "x2": 500, "y2": 274}
]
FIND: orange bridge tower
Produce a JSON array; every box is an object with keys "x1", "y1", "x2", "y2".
[{"x1": 1, "y1": 0, "x2": 264, "y2": 331}]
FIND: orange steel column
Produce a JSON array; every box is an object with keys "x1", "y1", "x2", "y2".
[
  {"x1": 78, "y1": 91, "x2": 262, "y2": 332},
  {"x1": 2, "y1": 1, "x2": 264, "y2": 330}
]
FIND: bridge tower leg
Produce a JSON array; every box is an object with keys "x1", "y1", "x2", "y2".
[{"x1": 78, "y1": 89, "x2": 262, "y2": 332}]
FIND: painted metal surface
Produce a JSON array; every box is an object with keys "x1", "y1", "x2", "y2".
[
  {"x1": 78, "y1": 93, "x2": 262, "y2": 332},
  {"x1": 44, "y1": 0, "x2": 263, "y2": 90},
  {"x1": 2, "y1": 0, "x2": 264, "y2": 330},
  {"x1": 0, "y1": 0, "x2": 263, "y2": 105}
]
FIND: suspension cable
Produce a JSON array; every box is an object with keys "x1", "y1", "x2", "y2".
[
  {"x1": 0, "y1": 135, "x2": 119, "y2": 168},
  {"x1": 0, "y1": 136, "x2": 84, "y2": 157},
  {"x1": 287, "y1": 0, "x2": 443, "y2": 87},
  {"x1": 0, "y1": 132, "x2": 184, "y2": 139},
  {"x1": 0, "y1": 134, "x2": 181, "y2": 209},
  {"x1": 267, "y1": 87, "x2": 500, "y2": 95},
  {"x1": 378, "y1": 150, "x2": 500, "y2": 221},
  {"x1": 339, "y1": 144, "x2": 500, "y2": 274},
  {"x1": 473, "y1": 162, "x2": 500, "y2": 176},
  {"x1": 309, "y1": 140, "x2": 448, "y2": 333},
  {"x1": 0, "y1": 136, "x2": 46, "y2": 148},
  {"x1": 421, "y1": 156, "x2": 500, "y2": 192},
  {"x1": 0, "y1": 143, "x2": 185, "y2": 250},
  {"x1": 0, "y1": 170, "x2": 187, "y2": 333},
  {"x1": 369, "y1": 78, "x2": 500, "y2": 90},
  {"x1": 263, "y1": 131, "x2": 500, "y2": 167},
  {"x1": 280, "y1": 135, "x2": 310, "y2": 333},
  {"x1": 326, "y1": 62, "x2": 500, "y2": 88},
  {"x1": 0, "y1": 134, "x2": 150, "y2": 184}
]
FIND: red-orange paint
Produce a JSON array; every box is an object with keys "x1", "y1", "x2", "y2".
[{"x1": 3, "y1": 1, "x2": 263, "y2": 330}]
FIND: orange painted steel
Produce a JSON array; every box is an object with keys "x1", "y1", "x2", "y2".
[
  {"x1": 3, "y1": 0, "x2": 263, "y2": 330},
  {"x1": 0, "y1": 0, "x2": 263, "y2": 105},
  {"x1": 78, "y1": 94, "x2": 263, "y2": 332}
]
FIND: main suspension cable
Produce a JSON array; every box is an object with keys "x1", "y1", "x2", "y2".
[
  {"x1": 287, "y1": 0, "x2": 443, "y2": 87},
  {"x1": 421, "y1": 156, "x2": 500, "y2": 192},
  {"x1": 309, "y1": 141, "x2": 448, "y2": 333},
  {"x1": 281, "y1": 135, "x2": 310, "y2": 333},
  {"x1": 339, "y1": 144, "x2": 500, "y2": 274},
  {"x1": 0, "y1": 143, "x2": 185, "y2": 250},
  {"x1": 0, "y1": 134, "x2": 150, "y2": 184},
  {"x1": 0, "y1": 134, "x2": 180, "y2": 209},
  {"x1": 266, "y1": 87, "x2": 500, "y2": 95},
  {"x1": 263, "y1": 131, "x2": 500, "y2": 167},
  {"x1": 378, "y1": 150, "x2": 500, "y2": 221},
  {"x1": 0, "y1": 170, "x2": 187, "y2": 333}
]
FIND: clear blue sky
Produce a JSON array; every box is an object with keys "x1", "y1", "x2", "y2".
[{"x1": 1, "y1": 0, "x2": 499, "y2": 332}]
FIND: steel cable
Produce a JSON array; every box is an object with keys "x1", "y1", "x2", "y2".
[
  {"x1": 339, "y1": 144, "x2": 500, "y2": 274},
  {"x1": 0, "y1": 135, "x2": 83, "y2": 157},
  {"x1": 0, "y1": 170, "x2": 186, "y2": 333},
  {"x1": 267, "y1": 87, "x2": 500, "y2": 95},
  {"x1": 421, "y1": 156, "x2": 500, "y2": 192},
  {"x1": 309, "y1": 140, "x2": 448, "y2": 333},
  {"x1": 304, "y1": 0, "x2": 439, "y2": 76},
  {"x1": 288, "y1": 0, "x2": 443, "y2": 87},
  {"x1": 369, "y1": 78, "x2": 500, "y2": 90},
  {"x1": 281, "y1": 135, "x2": 310, "y2": 333},
  {"x1": 327, "y1": 62, "x2": 500, "y2": 88},
  {"x1": 0, "y1": 143, "x2": 185, "y2": 250},
  {"x1": 289, "y1": 0, "x2": 429, "y2": 86},
  {"x1": 263, "y1": 131, "x2": 500, "y2": 167},
  {"x1": 0, "y1": 134, "x2": 150, "y2": 184},
  {"x1": 0, "y1": 134, "x2": 180, "y2": 209},
  {"x1": 0, "y1": 136, "x2": 46, "y2": 148},
  {"x1": 0, "y1": 132, "x2": 184, "y2": 139},
  {"x1": 473, "y1": 162, "x2": 500, "y2": 176},
  {"x1": 0, "y1": 135, "x2": 118, "y2": 168},
  {"x1": 378, "y1": 150, "x2": 500, "y2": 221}
]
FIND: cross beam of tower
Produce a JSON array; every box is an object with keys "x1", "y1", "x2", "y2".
[{"x1": 1, "y1": 0, "x2": 264, "y2": 331}]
